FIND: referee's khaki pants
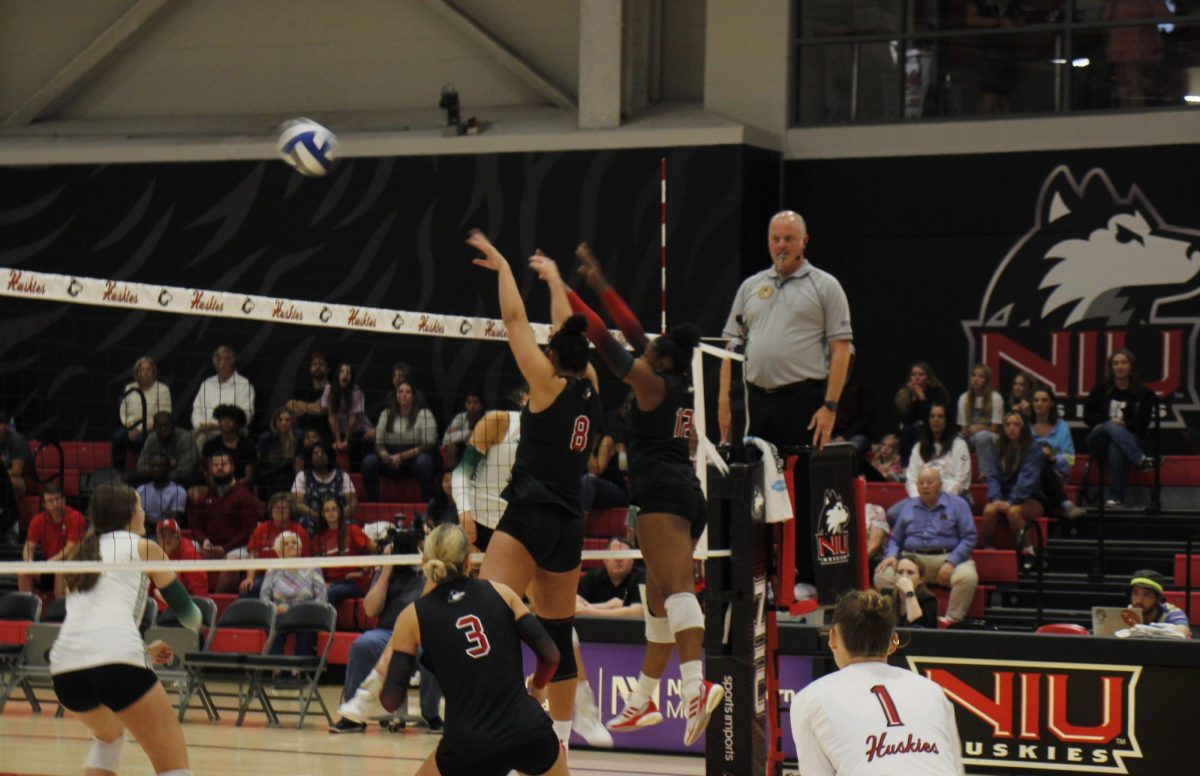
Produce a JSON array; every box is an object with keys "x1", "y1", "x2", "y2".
[{"x1": 874, "y1": 556, "x2": 979, "y2": 622}]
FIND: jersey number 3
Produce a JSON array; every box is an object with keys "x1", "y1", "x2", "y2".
[
  {"x1": 870, "y1": 684, "x2": 904, "y2": 727},
  {"x1": 455, "y1": 615, "x2": 491, "y2": 658},
  {"x1": 569, "y1": 415, "x2": 591, "y2": 451}
]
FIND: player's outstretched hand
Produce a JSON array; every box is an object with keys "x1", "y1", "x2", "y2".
[
  {"x1": 528, "y1": 250, "x2": 561, "y2": 283},
  {"x1": 468, "y1": 229, "x2": 505, "y2": 271},
  {"x1": 575, "y1": 242, "x2": 608, "y2": 290}
]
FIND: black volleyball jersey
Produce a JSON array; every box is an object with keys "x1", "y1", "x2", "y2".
[
  {"x1": 502, "y1": 376, "x2": 602, "y2": 516},
  {"x1": 628, "y1": 371, "x2": 700, "y2": 495},
  {"x1": 416, "y1": 578, "x2": 552, "y2": 753}
]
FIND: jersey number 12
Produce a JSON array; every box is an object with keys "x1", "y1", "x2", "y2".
[{"x1": 455, "y1": 614, "x2": 491, "y2": 658}]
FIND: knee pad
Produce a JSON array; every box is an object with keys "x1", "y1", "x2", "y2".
[
  {"x1": 538, "y1": 616, "x2": 576, "y2": 682},
  {"x1": 84, "y1": 736, "x2": 125, "y2": 772},
  {"x1": 664, "y1": 592, "x2": 704, "y2": 636},
  {"x1": 644, "y1": 607, "x2": 673, "y2": 644}
]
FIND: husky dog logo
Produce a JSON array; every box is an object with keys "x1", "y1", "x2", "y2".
[
  {"x1": 821, "y1": 490, "x2": 850, "y2": 535},
  {"x1": 815, "y1": 489, "x2": 852, "y2": 566},
  {"x1": 965, "y1": 166, "x2": 1200, "y2": 428}
]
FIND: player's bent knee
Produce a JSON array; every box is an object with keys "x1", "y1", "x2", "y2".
[
  {"x1": 84, "y1": 736, "x2": 125, "y2": 772},
  {"x1": 539, "y1": 616, "x2": 577, "y2": 681},
  {"x1": 664, "y1": 592, "x2": 703, "y2": 636},
  {"x1": 644, "y1": 609, "x2": 673, "y2": 645}
]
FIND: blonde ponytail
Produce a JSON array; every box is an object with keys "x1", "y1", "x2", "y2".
[{"x1": 421, "y1": 524, "x2": 470, "y2": 585}]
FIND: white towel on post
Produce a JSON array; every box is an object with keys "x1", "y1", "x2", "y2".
[{"x1": 745, "y1": 436, "x2": 793, "y2": 523}]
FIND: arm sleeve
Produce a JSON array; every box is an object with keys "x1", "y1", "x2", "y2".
[
  {"x1": 118, "y1": 384, "x2": 136, "y2": 427},
  {"x1": 955, "y1": 393, "x2": 969, "y2": 427},
  {"x1": 1083, "y1": 385, "x2": 1107, "y2": 428},
  {"x1": 884, "y1": 514, "x2": 905, "y2": 558},
  {"x1": 822, "y1": 277, "x2": 853, "y2": 343},
  {"x1": 259, "y1": 572, "x2": 275, "y2": 602},
  {"x1": 904, "y1": 448, "x2": 922, "y2": 498},
  {"x1": 721, "y1": 284, "x2": 747, "y2": 346},
  {"x1": 1009, "y1": 447, "x2": 1043, "y2": 504},
  {"x1": 451, "y1": 444, "x2": 485, "y2": 514},
  {"x1": 1130, "y1": 390, "x2": 1156, "y2": 438},
  {"x1": 516, "y1": 613, "x2": 560, "y2": 689},
  {"x1": 947, "y1": 501, "x2": 977, "y2": 566},
  {"x1": 598, "y1": 288, "x2": 649, "y2": 351},
  {"x1": 416, "y1": 410, "x2": 439, "y2": 446},
  {"x1": 190, "y1": 386, "x2": 207, "y2": 430},
  {"x1": 942, "y1": 438, "x2": 973, "y2": 497},
  {"x1": 1050, "y1": 422, "x2": 1075, "y2": 476},
  {"x1": 380, "y1": 650, "x2": 417, "y2": 712},
  {"x1": 918, "y1": 591, "x2": 940, "y2": 628},
  {"x1": 566, "y1": 291, "x2": 635, "y2": 378},
  {"x1": 160, "y1": 579, "x2": 202, "y2": 631},
  {"x1": 991, "y1": 392, "x2": 1005, "y2": 424}
]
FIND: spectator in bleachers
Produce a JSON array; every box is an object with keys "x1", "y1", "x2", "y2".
[
  {"x1": 1123, "y1": 569, "x2": 1191, "y2": 639},
  {"x1": 1084, "y1": 348, "x2": 1157, "y2": 508},
  {"x1": 311, "y1": 497, "x2": 377, "y2": 611},
  {"x1": 191, "y1": 345, "x2": 256, "y2": 447},
  {"x1": 323, "y1": 362, "x2": 373, "y2": 473},
  {"x1": 877, "y1": 553, "x2": 938, "y2": 629},
  {"x1": 889, "y1": 404, "x2": 971, "y2": 522},
  {"x1": 286, "y1": 351, "x2": 331, "y2": 438},
  {"x1": 261, "y1": 530, "x2": 325, "y2": 656},
  {"x1": 363, "y1": 381, "x2": 439, "y2": 502},
  {"x1": 979, "y1": 412, "x2": 1045, "y2": 561},
  {"x1": 1031, "y1": 387, "x2": 1086, "y2": 519},
  {"x1": 292, "y1": 440, "x2": 357, "y2": 535},
  {"x1": 200, "y1": 405, "x2": 256, "y2": 496},
  {"x1": 874, "y1": 467, "x2": 978, "y2": 625},
  {"x1": 957, "y1": 364, "x2": 1003, "y2": 479},
  {"x1": 154, "y1": 518, "x2": 209, "y2": 597},
  {"x1": 135, "y1": 453, "x2": 187, "y2": 537},
  {"x1": 0, "y1": 410, "x2": 32, "y2": 500},
  {"x1": 576, "y1": 537, "x2": 645, "y2": 619},
  {"x1": 257, "y1": 406, "x2": 303, "y2": 500},
  {"x1": 113, "y1": 355, "x2": 172, "y2": 472},
  {"x1": 239, "y1": 493, "x2": 312, "y2": 597},
  {"x1": 831, "y1": 353, "x2": 875, "y2": 457},
  {"x1": 1007, "y1": 370, "x2": 1035, "y2": 419},
  {"x1": 580, "y1": 429, "x2": 629, "y2": 514},
  {"x1": 18, "y1": 485, "x2": 85, "y2": 599},
  {"x1": 424, "y1": 471, "x2": 458, "y2": 527},
  {"x1": 441, "y1": 389, "x2": 485, "y2": 455},
  {"x1": 136, "y1": 410, "x2": 199, "y2": 487},
  {"x1": 894, "y1": 362, "x2": 949, "y2": 465},
  {"x1": 189, "y1": 450, "x2": 258, "y2": 592},
  {"x1": 866, "y1": 434, "x2": 903, "y2": 482},
  {"x1": 328, "y1": 542, "x2": 440, "y2": 734}
]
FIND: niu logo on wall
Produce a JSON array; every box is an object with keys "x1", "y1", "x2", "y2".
[
  {"x1": 964, "y1": 166, "x2": 1200, "y2": 428},
  {"x1": 814, "y1": 489, "x2": 851, "y2": 565},
  {"x1": 909, "y1": 656, "x2": 1142, "y2": 773}
]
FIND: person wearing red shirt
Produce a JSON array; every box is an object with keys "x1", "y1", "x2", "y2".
[
  {"x1": 238, "y1": 493, "x2": 312, "y2": 597},
  {"x1": 19, "y1": 485, "x2": 86, "y2": 599},
  {"x1": 311, "y1": 497, "x2": 375, "y2": 610},
  {"x1": 154, "y1": 518, "x2": 209, "y2": 598},
  {"x1": 189, "y1": 451, "x2": 259, "y2": 593}
]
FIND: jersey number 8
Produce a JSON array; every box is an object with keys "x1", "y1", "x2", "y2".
[{"x1": 568, "y1": 415, "x2": 591, "y2": 451}]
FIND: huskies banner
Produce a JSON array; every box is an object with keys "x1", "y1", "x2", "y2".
[{"x1": 786, "y1": 145, "x2": 1200, "y2": 449}]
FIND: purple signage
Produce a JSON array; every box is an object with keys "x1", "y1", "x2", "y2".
[{"x1": 523, "y1": 642, "x2": 815, "y2": 756}]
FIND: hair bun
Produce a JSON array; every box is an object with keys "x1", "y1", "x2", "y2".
[
  {"x1": 561, "y1": 313, "x2": 588, "y2": 337},
  {"x1": 669, "y1": 324, "x2": 701, "y2": 351}
]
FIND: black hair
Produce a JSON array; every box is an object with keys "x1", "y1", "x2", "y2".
[
  {"x1": 307, "y1": 440, "x2": 335, "y2": 469},
  {"x1": 212, "y1": 403, "x2": 247, "y2": 427},
  {"x1": 1030, "y1": 387, "x2": 1060, "y2": 424},
  {"x1": 327, "y1": 362, "x2": 358, "y2": 416},
  {"x1": 916, "y1": 402, "x2": 958, "y2": 463},
  {"x1": 1103, "y1": 348, "x2": 1143, "y2": 394},
  {"x1": 547, "y1": 314, "x2": 590, "y2": 373},
  {"x1": 653, "y1": 324, "x2": 701, "y2": 375}
]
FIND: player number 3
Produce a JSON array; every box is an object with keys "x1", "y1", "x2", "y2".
[{"x1": 455, "y1": 614, "x2": 491, "y2": 658}]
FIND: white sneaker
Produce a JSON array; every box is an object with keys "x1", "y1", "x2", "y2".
[
  {"x1": 683, "y1": 680, "x2": 724, "y2": 746},
  {"x1": 606, "y1": 698, "x2": 664, "y2": 731},
  {"x1": 572, "y1": 681, "x2": 613, "y2": 748},
  {"x1": 338, "y1": 672, "x2": 386, "y2": 722}
]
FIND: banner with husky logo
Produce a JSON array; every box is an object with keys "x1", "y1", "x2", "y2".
[{"x1": 784, "y1": 146, "x2": 1200, "y2": 450}]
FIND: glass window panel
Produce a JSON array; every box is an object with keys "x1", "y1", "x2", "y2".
[
  {"x1": 1070, "y1": 21, "x2": 1200, "y2": 109},
  {"x1": 915, "y1": 0, "x2": 1068, "y2": 31},
  {"x1": 797, "y1": 0, "x2": 902, "y2": 38},
  {"x1": 797, "y1": 42, "x2": 903, "y2": 124},
  {"x1": 932, "y1": 32, "x2": 1061, "y2": 115},
  {"x1": 1073, "y1": 0, "x2": 1175, "y2": 24}
]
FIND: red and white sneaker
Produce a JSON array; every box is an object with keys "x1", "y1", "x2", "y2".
[
  {"x1": 605, "y1": 698, "x2": 664, "y2": 732},
  {"x1": 683, "y1": 680, "x2": 724, "y2": 746}
]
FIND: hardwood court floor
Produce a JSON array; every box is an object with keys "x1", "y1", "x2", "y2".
[{"x1": 0, "y1": 686, "x2": 703, "y2": 776}]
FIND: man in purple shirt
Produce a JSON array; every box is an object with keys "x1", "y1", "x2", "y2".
[{"x1": 874, "y1": 467, "x2": 979, "y2": 624}]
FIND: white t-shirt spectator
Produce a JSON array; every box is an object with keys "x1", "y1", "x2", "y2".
[
  {"x1": 790, "y1": 661, "x2": 964, "y2": 776},
  {"x1": 956, "y1": 391, "x2": 1003, "y2": 429},
  {"x1": 191, "y1": 371, "x2": 256, "y2": 430},
  {"x1": 119, "y1": 382, "x2": 172, "y2": 430}
]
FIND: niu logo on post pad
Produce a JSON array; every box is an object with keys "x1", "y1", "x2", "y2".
[
  {"x1": 814, "y1": 489, "x2": 850, "y2": 565},
  {"x1": 909, "y1": 655, "x2": 1142, "y2": 773},
  {"x1": 964, "y1": 166, "x2": 1200, "y2": 428}
]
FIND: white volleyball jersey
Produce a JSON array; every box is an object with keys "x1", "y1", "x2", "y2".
[
  {"x1": 50, "y1": 530, "x2": 151, "y2": 674},
  {"x1": 472, "y1": 411, "x2": 520, "y2": 529},
  {"x1": 790, "y1": 661, "x2": 964, "y2": 776}
]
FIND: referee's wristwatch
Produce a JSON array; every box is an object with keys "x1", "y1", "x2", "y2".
[{"x1": 822, "y1": 400, "x2": 838, "y2": 412}]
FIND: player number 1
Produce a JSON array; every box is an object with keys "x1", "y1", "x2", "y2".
[{"x1": 870, "y1": 684, "x2": 904, "y2": 727}]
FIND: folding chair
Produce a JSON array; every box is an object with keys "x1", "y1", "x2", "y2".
[
  {"x1": 239, "y1": 601, "x2": 338, "y2": 727},
  {"x1": 0, "y1": 592, "x2": 41, "y2": 708},
  {"x1": 180, "y1": 599, "x2": 274, "y2": 724},
  {"x1": 1, "y1": 623, "x2": 63, "y2": 716},
  {"x1": 146, "y1": 597, "x2": 218, "y2": 721}
]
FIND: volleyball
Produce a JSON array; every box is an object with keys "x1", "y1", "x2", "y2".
[{"x1": 277, "y1": 117, "x2": 338, "y2": 177}]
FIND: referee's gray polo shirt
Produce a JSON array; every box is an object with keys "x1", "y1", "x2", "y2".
[{"x1": 721, "y1": 262, "x2": 853, "y2": 389}]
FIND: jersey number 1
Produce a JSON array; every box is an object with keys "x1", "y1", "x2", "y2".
[
  {"x1": 569, "y1": 415, "x2": 591, "y2": 451},
  {"x1": 455, "y1": 615, "x2": 491, "y2": 658},
  {"x1": 870, "y1": 684, "x2": 904, "y2": 727}
]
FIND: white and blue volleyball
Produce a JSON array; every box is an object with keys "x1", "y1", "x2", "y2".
[{"x1": 277, "y1": 118, "x2": 338, "y2": 177}]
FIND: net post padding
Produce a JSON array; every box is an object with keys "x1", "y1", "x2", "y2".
[{"x1": 703, "y1": 461, "x2": 768, "y2": 774}]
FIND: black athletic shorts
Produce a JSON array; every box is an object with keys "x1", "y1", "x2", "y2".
[
  {"x1": 634, "y1": 484, "x2": 708, "y2": 539},
  {"x1": 495, "y1": 503, "x2": 584, "y2": 573},
  {"x1": 436, "y1": 728, "x2": 560, "y2": 776},
  {"x1": 475, "y1": 523, "x2": 494, "y2": 552},
  {"x1": 53, "y1": 663, "x2": 159, "y2": 713}
]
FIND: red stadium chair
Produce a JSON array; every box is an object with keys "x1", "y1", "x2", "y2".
[
  {"x1": 1036, "y1": 623, "x2": 1089, "y2": 636},
  {"x1": 317, "y1": 631, "x2": 360, "y2": 666},
  {"x1": 972, "y1": 549, "x2": 1018, "y2": 584},
  {"x1": 581, "y1": 537, "x2": 607, "y2": 570}
]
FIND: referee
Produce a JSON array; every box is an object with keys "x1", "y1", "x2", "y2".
[{"x1": 719, "y1": 210, "x2": 853, "y2": 450}]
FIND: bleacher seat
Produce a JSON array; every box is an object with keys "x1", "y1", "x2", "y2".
[
  {"x1": 930, "y1": 584, "x2": 990, "y2": 620},
  {"x1": 1162, "y1": 591, "x2": 1200, "y2": 625},
  {"x1": 972, "y1": 549, "x2": 1018, "y2": 584},
  {"x1": 1036, "y1": 623, "x2": 1089, "y2": 636},
  {"x1": 1070, "y1": 455, "x2": 1200, "y2": 487},
  {"x1": 1174, "y1": 554, "x2": 1200, "y2": 587},
  {"x1": 586, "y1": 508, "x2": 627, "y2": 539},
  {"x1": 317, "y1": 631, "x2": 359, "y2": 666}
]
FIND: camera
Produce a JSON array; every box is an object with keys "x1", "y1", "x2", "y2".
[{"x1": 376, "y1": 525, "x2": 422, "y2": 555}]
